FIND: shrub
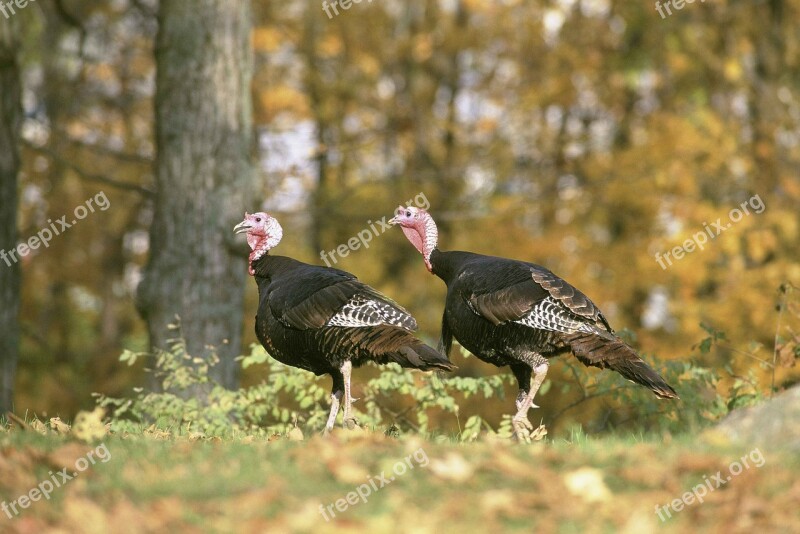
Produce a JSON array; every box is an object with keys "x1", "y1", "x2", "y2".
[{"x1": 96, "y1": 320, "x2": 787, "y2": 440}]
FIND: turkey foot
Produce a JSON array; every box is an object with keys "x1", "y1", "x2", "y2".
[
  {"x1": 512, "y1": 415, "x2": 534, "y2": 442},
  {"x1": 511, "y1": 361, "x2": 547, "y2": 442},
  {"x1": 343, "y1": 417, "x2": 361, "y2": 430},
  {"x1": 323, "y1": 389, "x2": 344, "y2": 435}
]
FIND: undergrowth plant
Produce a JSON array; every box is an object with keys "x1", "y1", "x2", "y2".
[
  {"x1": 94, "y1": 334, "x2": 517, "y2": 440},
  {"x1": 95, "y1": 313, "x2": 795, "y2": 441},
  {"x1": 94, "y1": 340, "x2": 734, "y2": 441}
]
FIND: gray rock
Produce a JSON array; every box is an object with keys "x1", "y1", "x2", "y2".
[{"x1": 713, "y1": 385, "x2": 800, "y2": 450}]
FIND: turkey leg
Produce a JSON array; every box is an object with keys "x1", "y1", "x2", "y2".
[
  {"x1": 340, "y1": 360, "x2": 360, "y2": 429},
  {"x1": 324, "y1": 372, "x2": 345, "y2": 434},
  {"x1": 512, "y1": 361, "x2": 548, "y2": 441}
]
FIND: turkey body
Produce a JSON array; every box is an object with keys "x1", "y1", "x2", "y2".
[
  {"x1": 252, "y1": 254, "x2": 452, "y2": 376},
  {"x1": 437, "y1": 252, "x2": 574, "y2": 365},
  {"x1": 430, "y1": 249, "x2": 678, "y2": 400}
]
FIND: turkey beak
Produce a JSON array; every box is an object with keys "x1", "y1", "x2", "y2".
[
  {"x1": 388, "y1": 205, "x2": 404, "y2": 225},
  {"x1": 233, "y1": 221, "x2": 252, "y2": 234}
]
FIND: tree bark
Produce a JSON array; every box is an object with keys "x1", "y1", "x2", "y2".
[
  {"x1": 138, "y1": 0, "x2": 255, "y2": 390},
  {"x1": 0, "y1": 18, "x2": 21, "y2": 414}
]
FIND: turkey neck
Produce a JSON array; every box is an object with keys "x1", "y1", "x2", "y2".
[
  {"x1": 429, "y1": 249, "x2": 474, "y2": 285},
  {"x1": 250, "y1": 254, "x2": 303, "y2": 280}
]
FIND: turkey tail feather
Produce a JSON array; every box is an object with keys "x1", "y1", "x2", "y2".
[
  {"x1": 567, "y1": 333, "x2": 679, "y2": 399},
  {"x1": 388, "y1": 343, "x2": 457, "y2": 372}
]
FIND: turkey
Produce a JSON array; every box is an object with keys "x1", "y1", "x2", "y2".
[
  {"x1": 389, "y1": 206, "x2": 678, "y2": 439},
  {"x1": 234, "y1": 211, "x2": 455, "y2": 433}
]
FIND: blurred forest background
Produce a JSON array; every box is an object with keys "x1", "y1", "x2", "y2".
[{"x1": 1, "y1": 0, "x2": 799, "y2": 436}]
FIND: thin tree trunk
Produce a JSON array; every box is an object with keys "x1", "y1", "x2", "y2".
[
  {"x1": 302, "y1": 7, "x2": 331, "y2": 258},
  {"x1": 138, "y1": 0, "x2": 255, "y2": 391},
  {"x1": 0, "y1": 18, "x2": 22, "y2": 414}
]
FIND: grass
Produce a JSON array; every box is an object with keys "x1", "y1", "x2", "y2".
[
  {"x1": 1, "y1": 424, "x2": 796, "y2": 533},
  {"x1": 4, "y1": 330, "x2": 796, "y2": 533}
]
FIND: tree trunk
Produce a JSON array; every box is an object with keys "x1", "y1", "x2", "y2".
[
  {"x1": 138, "y1": 0, "x2": 255, "y2": 390},
  {"x1": 0, "y1": 18, "x2": 21, "y2": 414}
]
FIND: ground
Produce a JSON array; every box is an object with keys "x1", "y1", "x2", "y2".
[{"x1": 0, "y1": 423, "x2": 797, "y2": 533}]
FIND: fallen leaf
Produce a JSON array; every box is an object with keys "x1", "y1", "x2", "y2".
[
  {"x1": 564, "y1": 467, "x2": 612, "y2": 503},
  {"x1": 188, "y1": 431, "x2": 207, "y2": 441},
  {"x1": 49, "y1": 417, "x2": 71, "y2": 435},
  {"x1": 30, "y1": 419, "x2": 49, "y2": 435},
  {"x1": 72, "y1": 408, "x2": 107, "y2": 443},
  {"x1": 326, "y1": 457, "x2": 369, "y2": 484},
  {"x1": 288, "y1": 427, "x2": 304, "y2": 441},
  {"x1": 430, "y1": 453, "x2": 474, "y2": 483},
  {"x1": 530, "y1": 424, "x2": 548, "y2": 441},
  {"x1": 480, "y1": 489, "x2": 515, "y2": 516},
  {"x1": 48, "y1": 442, "x2": 91, "y2": 471}
]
